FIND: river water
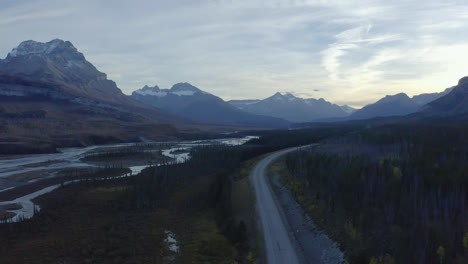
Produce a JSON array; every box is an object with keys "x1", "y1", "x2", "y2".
[{"x1": 0, "y1": 136, "x2": 257, "y2": 222}]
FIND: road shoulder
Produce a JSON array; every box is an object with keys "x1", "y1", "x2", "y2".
[{"x1": 267, "y1": 157, "x2": 344, "y2": 264}]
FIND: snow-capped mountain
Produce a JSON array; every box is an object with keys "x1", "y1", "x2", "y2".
[
  {"x1": 0, "y1": 39, "x2": 182, "y2": 121},
  {"x1": 0, "y1": 39, "x2": 124, "y2": 103},
  {"x1": 228, "y1": 92, "x2": 348, "y2": 123},
  {"x1": 0, "y1": 39, "x2": 184, "y2": 152},
  {"x1": 131, "y1": 83, "x2": 288, "y2": 127}
]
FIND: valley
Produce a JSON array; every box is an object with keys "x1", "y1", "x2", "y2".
[
  {"x1": 0, "y1": 136, "x2": 256, "y2": 222},
  {"x1": 0, "y1": 35, "x2": 467, "y2": 264}
]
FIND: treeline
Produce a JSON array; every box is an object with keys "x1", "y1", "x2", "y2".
[
  {"x1": 284, "y1": 123, "x2": 468, "y2": 264},
  {"x1": 246, "y1": 125, "x2": 357, "y2": 148}
]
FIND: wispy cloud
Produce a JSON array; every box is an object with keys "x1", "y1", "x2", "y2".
[{"x1": 1, "y1": 0, "x2": 468, "y2": 106}]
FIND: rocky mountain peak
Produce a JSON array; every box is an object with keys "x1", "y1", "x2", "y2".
[
  {"x1": 170, "y1": 83, "x2": 200, "y2": 92},
  {"x1": 141, "y1": 85, "x2": 161, "y2": 91},
  {"x1": 0, "y1": 39, "x2": 126, "y2": 101},
  {"x1": 1, "y1": 39, "x2": 104, "y2": 82},
  {"x1": 340, "y1": 105, "x2": 357, "y2": 114},
  {"x1": 282, "y1": 93, "x2": 297, "y2": 99},
  {"x1": 458, "y1": 76, "x2": 468, "y2": 87},
  {"x1": 6, "y1": 39, "x2": 77, "y2": 59},
  {"x1": 269, "y1": 92, "x2": 293, "y2": 101},
  {"x1": 379, "y1": 93, "x2": 410, "y2": 103}
]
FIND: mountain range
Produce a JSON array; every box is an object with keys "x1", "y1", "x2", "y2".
[
  {"x1": 0, "y1": 39, "x2": 290, "y2": 153},
  {"x1": 227, "y1": 87, "x2": 452, "y2": 123},
  {"x1": 229, "y1": 93, "x2": 350, "y2": 123},
  {"x1": 130, "y1": 84, "x2": 288, "y2": 127},
  {"x1": 347, "y1": 88, "x2": 454, "y2": 121},
  {"x1": 1, "y1": 38, "x2": 467, "y2": 153}
]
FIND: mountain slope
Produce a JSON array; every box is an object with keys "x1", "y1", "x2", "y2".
[
  {"x1": 340, "y1": 105, "x2": 357, "y2": 115},
  {"x1": 131, "y1": 84, "x2": 288, "y2": 128},
  {"x1": 0, "y1": 39, "x2": 180, "y2": 123},
  {"x1": 411, "y1": 87, "x2": 454, "y2": 106},
  {"x1": 0, "y1": 39, "x2": 183, "y2": 153},
  {"x1": 420, "y1": 77, "x2": 468, "y2": 115},
  {"x1": 228, "y1": 93, "x2": 348, "y2": 123},
  {"x1": 228, "y1": 99, "x2": 261, "y2": 109},
  {"x1": 349, "y1": 93, "x2": 420, "y2": 120}
]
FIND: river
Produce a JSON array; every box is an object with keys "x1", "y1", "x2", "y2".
[{"x1": 0, "y1": 136, "x2": 257, "y2": 222}]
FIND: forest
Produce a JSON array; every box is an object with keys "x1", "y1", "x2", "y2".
[
  {"x1": 283, "y1": 122, "x2": 468, "y2": 264},
  {"x1": 2, "y1": 122, "x2": 467, "y2": 263},
  {"x1": 0, "y1": 127, "x2": 335, "y2": 263}
]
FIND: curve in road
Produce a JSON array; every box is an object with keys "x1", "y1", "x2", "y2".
[{"x1": 250, "y1": 147, "x2": 305, "y2": 264}]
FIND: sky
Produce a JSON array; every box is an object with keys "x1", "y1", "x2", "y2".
[{"x1": 1, "y1": 0, "x2": 468, "y2": 107}]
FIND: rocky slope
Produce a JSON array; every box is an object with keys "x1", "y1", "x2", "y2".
[{"x1": 0, "y1": 39, "x2": 183, "y2": 153}]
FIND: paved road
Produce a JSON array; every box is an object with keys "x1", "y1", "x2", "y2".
[{"x1": 250, "y1": 147, "x2": 304, "y2": 264}]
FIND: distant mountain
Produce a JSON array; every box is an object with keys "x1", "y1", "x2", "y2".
[
  {"x1": 228, "y1": 92, "x2": 348, "y2": 123},
  {"x1": 0, "y1": 39, "x2": 183, "y2": 153},
  {"x1": 420, "y1": 77, "x2": 468, "y2": 115},
  {"x1": 228, "y1": 99, "x2": 261, "y2": 109},
  {"x1": 340, "y1": 105, "x2": 357, "y2": 115},
  {"x1": 412, "y1": 87, "x2": 454, "y2": 106},
  {"x1": 349, "y1": 93, "x2": 420, "y2": 120},
  {"x1": 131, "y1": 83, "x2": 288, "y2": 128}
]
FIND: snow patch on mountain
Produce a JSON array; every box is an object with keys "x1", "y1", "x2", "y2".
[
  {"x1": 135, "y1": 89, "x2": 168, "y2": 97},
  {"x1": 132, "y1": 83, "x2": 209, "y2": 98},
  {"x1": 173, "y1": 90, "x2": 196, "y2": 96},
  {"x1": 6, "y1": 39, "x2": 74, "y2": 59}
]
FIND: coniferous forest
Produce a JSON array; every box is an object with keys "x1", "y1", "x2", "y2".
[{"x1": 283, "y1": 123, "x2": 468, "y2": 263}]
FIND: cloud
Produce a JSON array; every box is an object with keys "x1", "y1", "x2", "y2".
[{"x1": 1, "y1": 0, "x2": 468, "y2": 107}]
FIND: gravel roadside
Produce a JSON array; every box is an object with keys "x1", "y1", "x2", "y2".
[{"x1": 269, "y1": 172, "x2": 344, "y2": 264}]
